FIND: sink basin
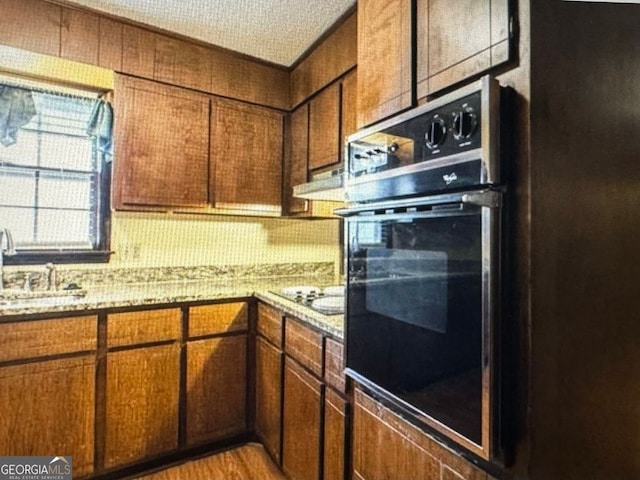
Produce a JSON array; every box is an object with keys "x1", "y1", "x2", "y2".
[{"x1": 0, "y1": 289, "x2": 87, "y2": 307}]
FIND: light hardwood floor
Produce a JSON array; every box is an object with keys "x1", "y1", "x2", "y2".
[{"x1": 134, "y1": 443, "x2": 287, "y2": 480}]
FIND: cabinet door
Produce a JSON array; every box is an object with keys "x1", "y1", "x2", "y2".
[
  {"x1": 282, "y1": 357, "x2": 323, "y2": 480},
  {"x1": 341, "y1": 70, "x2": 358, "y2": 147},
  {"x1": 105, "y1": 343, "x2": 180, "y2": 468},
  {"x1": 256, "y1": 336, "x2": 283, "y2": 463},
  {"x1": 324, "y1": 388, "x2": 348, "y2": 480},
  {"x1": 186, "y1": 335, "x2": 247, "y2": 445},
  {"x1": 113, "y1": 75, "x2": 210, "y2": 209},
  {"x1": 284, "y1": 104, "x2": 310, "y2": 215},
  {"x1": 308, "y1": 82, "x2": 341, "y2": 171},
  {"x1": 357, "y1": 0, "x2": 413, "y2": 128},
  {"x1": 0, "y1": 356, "x2": 95, "y2": 479},
  {"x1": 211, "y1": 99, "x2": 283, "y2": 213},
  {"x1": 417, "y1": 0, "x2": 510, "y2": 96}
]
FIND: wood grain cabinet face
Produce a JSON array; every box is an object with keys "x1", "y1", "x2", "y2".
[
  {"x1": 210, "y1": 99, "x2": 283, "y2": 213},
  {"x1": 341, "y1": 70, "x2": 358, "y2": 147},
  {"x1": 308, "y1": 82, "x2": 341, "y2": 172},
  {"x1": 107, "y1": 308, "x2": 181, "y2": 347},
  {"x1": 257, "y1": 302, "x2": 284, "y2": 348},
  {"x1": 0, "y1": 0, "x2": 61, "y2": 57},
  {"x1": 0, "y1": 355, "x2": 96, "y2": 479},
  {"x1": 417, "y1": 0, "x2": 511, "y2": 96},
  {"x1": 284, "y1": 104, "x2": 310, "y2": 215},
  {"x1": 357, "y1": 0, "x2": 413, "y2": 128},
  {"x1": 284, "y1": 317, "x2": 323, "y2": 377},
  {"x1": 188, "y1": 302, "x2": 248, "y2": 338},
  {"x1": 105, "y1": 343, "x2": 180, "y2": 468},
  {"x1": 282, "y1": 357, "x2": 323, "y2": 480},
  {"x1": 324, "y1": 388, "x2": 348, "y2": 480},
  {"x1": 255, "y1": 336, "x2": 283, "y2": 463},
  {"x1": 121, "y1": 25, "x2": 155, "y2": 79},
  {"x1": 186, "y1": 335, "x2": 247, "y2": 445},
  {"x1": 154, "y1": 36, "x2": 211, "y2": 92},
  {"x1": 113, "y1": 75, "x2": 210, "y2": 209},
  {"x1": 60, "y1": 8, "x2": 99, "y2": 65}
]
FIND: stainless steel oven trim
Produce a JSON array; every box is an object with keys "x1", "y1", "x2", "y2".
[
  {"x1": 345, "y1": 75, "x2": 501, "y2": 195},
  {"x1": 341, "y1": 189, "x2": 503, "y2": 462}
]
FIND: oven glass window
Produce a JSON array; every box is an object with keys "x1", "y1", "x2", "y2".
[{"x1": 347, "y1": 211, "x2": 483, "y2": 444}]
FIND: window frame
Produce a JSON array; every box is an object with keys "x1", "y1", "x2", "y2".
[{"x1": 0, "y1": 84, "x2": 112, "y2": 265}]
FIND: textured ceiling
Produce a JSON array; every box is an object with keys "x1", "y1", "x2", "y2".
[{"x1": 64, "y1": 0, "x2": 355, "y2": 66}]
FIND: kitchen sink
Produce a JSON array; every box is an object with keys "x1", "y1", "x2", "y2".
[{"x1": 0, "y1": 289, "x2": 87, "y2": 307}]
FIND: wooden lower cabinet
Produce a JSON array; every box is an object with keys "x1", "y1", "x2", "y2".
[
  {"x1": 186, "y1": 334, "x2": 247, "y2": 445},
  {"x1": 105, "y1": 343, "x2": 180, "y2": 468},
  {"x1": 282, "y1": 357, "x2": 323, "y2": 480},
  {"x1": 0, "y1": 355, "x2": 96, "y2": 479},
  {"x1": 255, "y1": 335, "x2": 283, "y2": 463},
  {"x1": 324, "y1": 388, "x2": 349, "y2": 480}
]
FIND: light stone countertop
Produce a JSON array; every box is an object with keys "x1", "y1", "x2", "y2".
[{"x1": 0, "y1": 277, "x2": 344, "y2": 339}]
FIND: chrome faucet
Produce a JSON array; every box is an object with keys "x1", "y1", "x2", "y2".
[
  {"x1": 0, "y1": 228, "x2": 17, "y2": 291},
  {"x1": 45, "y1": 262, "x2": 57, "y2": 291}
]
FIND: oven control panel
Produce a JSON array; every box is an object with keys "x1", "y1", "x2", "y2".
[{"x1": 346, "y1": 75, "x2": 500, "y2": 202}]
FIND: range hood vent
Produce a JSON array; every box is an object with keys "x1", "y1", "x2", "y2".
[{"x1": 293, "y1": 168, "x2": 345, "y2": 202}]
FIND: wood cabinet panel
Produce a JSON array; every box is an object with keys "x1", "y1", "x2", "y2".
[
  {"x1": 324, "y1": 388, "x2": 348, "y2": 480},
  {"x1": 210, "y1": 52, "x2": 289, "y2": 110},
  {"x1": 255, "y1": 336, "x2": 283, "y2": 462},
  {"x1": 0, "y1": 0, "x2": 61, "y2": 57},
  {"x1": 285, "y1": 103, "x2": 310, "y2": 214},
  {"x1": 257, "y1": 302, "x2": 284, "y2": 348},
  {"x1": 60, "y1": 8, "x2": 99, "y2": 65},
  {"x1": 105, "y1": 343, "x2": 180, "y2": 468},
  {"x1": 282, "y1": 357, "x2": 323, "y2": 480},
  {"x1": 98, "y1": 17, "x2": 123, "y2": 71},
  {"x1": 122, "y1": 25, "x2": 156, "y2": 78},
  {"x1": 210, "y1": 98, "x2": 283, "y2": 212},
  {"x1": 107, "y1": 308, "x2": 181, "y2": 347},
  {"x1": 186, "y1": 335, "x2": 247, "y2": 445},
  {"x1": 341, "y1": 70, "x2": 358, "y2": 146},
  {"x1": 357, "y1": 0, "x2": 413, "y2": 128},
  {"x1": 417, "y1": 0, "x2": 511, "y2": 97},
  {"x1": 308, "y1": 82, "x2": 341, "y2": 171},
  {"x1": 324, "y1": 337, "x2": 346, "y2": 393},
  {"x1": 113, "y1": 75, "x2": 210, "y2": 209},
  {"x1": 290, "y1": 12, "x2": 357, "y2": 108},
  {"x1": 284, "y1": 317, "x2": 323, "y2": 377},
  {"x1": 189, "y1": 302, "x2": 248, "y2": 338},
  {"x1": 0, "y1": 355, "x2": 95, "y2": 478},
  {"x1": 0, "y1": 315, "x2": 96, "y2": 362},
  {"x1": 155, "y1": 36, "x2": 211, "y2": 92}
]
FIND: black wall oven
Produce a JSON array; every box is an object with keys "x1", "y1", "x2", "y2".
[{"x1": 337, "y1": 76, "x2": 505, "y2": 462}]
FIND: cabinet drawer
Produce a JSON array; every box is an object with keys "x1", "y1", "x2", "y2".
[
  {"x1": 107, "y1": 308, "x2": 181, "y2": 347},
  {"x1": 0, "y1": 315, "x2": 97, "y2": 362},
  {"x1": 257, "y1": 303, "x2": 283, "y2": 347},
  {"x1": 285, "y1": 317, "x2": 323, "y2": 377},
  {"x1": 324, "y1": 337, "x2": 346, "y2": 393},
  {"x1": 189, "y1": 302, "x2": 248, "y2": 338}
]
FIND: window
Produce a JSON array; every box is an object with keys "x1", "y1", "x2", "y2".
[{"x1": 0, "y1": 83, "x2": 112, "y2": 264}]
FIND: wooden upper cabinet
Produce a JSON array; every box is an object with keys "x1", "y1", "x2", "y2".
[
  {"x1": 155, "y1": 36, "x2": 211, "y2": 92},
  {"x1": 308, "y1": 82, "x2": 341, "y2": 171},
  {"x1": 60, "y1": 8, "x2": 99, "y2": 65},
  {"x1": 210, "y1": 98, "x2": 283, "y2": 213},
  {"x1": 0, "y1": 0, "x2": 61, "y2": 57},
  {"x1": 341, "y1": 70, "x2": 358, "y2": 146},
  {"x1": 284, "y1": 103, "x2": 310, "y2": 215},
  {"x1": 357, "y1": 0, "x2": 413, "y2": 128},
  {"x1": 113, "y1": 75, "x2": 210, "y2": 209},
  {"x1": 122, "y1": 25, "x2": 156, "y2": 78},
  {"x1": 417, "y1": 0, "x2": 511, "y2": 96}
]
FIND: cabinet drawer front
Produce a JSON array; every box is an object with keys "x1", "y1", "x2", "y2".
[
  {"x1": 324, "y1": 337, "x2": 346, "y2": 393},
  {"x1": 108, "y1": 308, "x2": 181, "y2": 347},
  {"x1": 0, "y1": 315, "x2": 97, "y2": 362},
  {"x1": 257, "y1": 303, "x2": 283, "y2": 347},
  {"x1": 285, "y1": 317, "x2": 323, "y2": 377},
  {"x1": 189, "y1": 302, "x2": 248, "y2": 338}
]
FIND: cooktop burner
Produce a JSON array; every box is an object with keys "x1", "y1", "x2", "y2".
[{"x1": 274, "y1": 285, "x2": 345, "y2": 315}]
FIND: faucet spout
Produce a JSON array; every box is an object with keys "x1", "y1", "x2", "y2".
[{"x1": 0, "y1": 228, "x2": 17, "y2": 291}]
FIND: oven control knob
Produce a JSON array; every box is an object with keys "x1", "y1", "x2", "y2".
[
  {"x1": 425, "y1": 117, "x2": 447, "y2": 149},
  {"x1": 452, "y1": 108, "x2": 477, "y2": 140}
]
